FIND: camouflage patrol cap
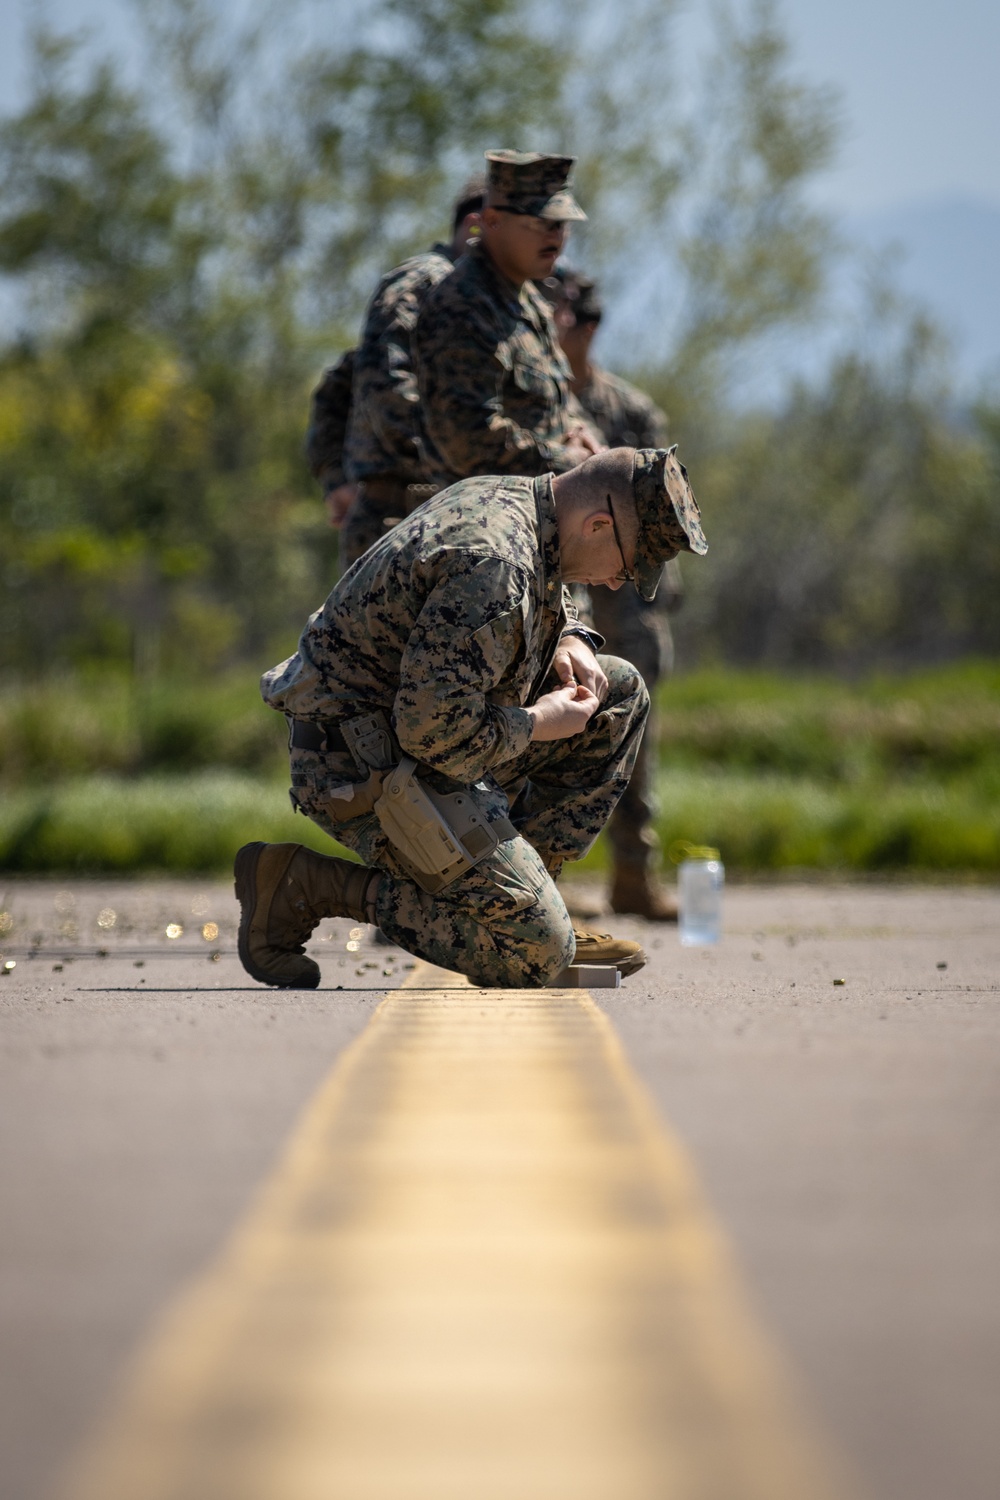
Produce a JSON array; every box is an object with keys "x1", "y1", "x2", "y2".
[
  {"x1": 632, "y1": 447, "x2": 708, "y2": 600},
  {"x1": 485, "y1": 150, "x2": 587, "y2": 222}
]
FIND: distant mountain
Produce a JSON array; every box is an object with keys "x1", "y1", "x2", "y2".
[{"x1": 847, "y1": 195, "x2": 1000, "y2": 389}]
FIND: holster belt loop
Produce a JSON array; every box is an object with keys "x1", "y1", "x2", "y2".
[{"x1": 287, "y1": 717, "x2": 351, "y2": 756}]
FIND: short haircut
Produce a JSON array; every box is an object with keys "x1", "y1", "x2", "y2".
[{"x1": 452, "y1": 175, "x2": 486, "y2": 232}]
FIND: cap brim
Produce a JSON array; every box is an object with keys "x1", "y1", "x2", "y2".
[
  {"x1": 634, "y1": 558, "x2": 664, "y2": 603},
  {"x1": 632, "y1": 445, "x2": 708, "y2": 599},
  {"x1": 539, "y1": 191, "x2": 587, "y2": 222}
]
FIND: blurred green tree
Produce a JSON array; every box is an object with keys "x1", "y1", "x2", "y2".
[
  {"x1": 0, "y1": 0, "x2": 566, "y2": 676},
  {"x1": 0, "y1": 0, "x2": 995, "y2": 682}
]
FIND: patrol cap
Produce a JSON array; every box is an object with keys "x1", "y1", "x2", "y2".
[
  {"x1": 485, "y1": 150, "x2": 587, "y2": 223},
  {"x1": 632, "y1": 447, "x2": 708, "y2": 600}
]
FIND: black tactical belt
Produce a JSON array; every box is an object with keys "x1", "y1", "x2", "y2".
[
  {"x1": 287, "y1": 717, "x2": 351, "y2": 755},
  {"x1": 286, "y1": 716, "x2": 519, "y2": 845}
]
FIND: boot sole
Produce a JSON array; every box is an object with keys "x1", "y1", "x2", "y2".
[{"x1": 234, "y1": 841, "x2": 321, "y2": 990}]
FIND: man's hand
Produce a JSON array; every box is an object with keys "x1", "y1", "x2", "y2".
[
  {"x1": 552, "y1": 636, "x2": 608, "y2": 701},
  {"x1": 526, "y1": 682, "x2": 600, "y2": 741},
  {"x1": 560, "y1": 421, "x2": 606, "y2": 469},
  {"x1": 324, "y1": 482, "x2": 359, "y2": 528}
]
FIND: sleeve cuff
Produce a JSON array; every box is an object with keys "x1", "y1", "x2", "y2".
[
  {"x1": 559, "y1": 625, "x2": 605, "y2": 653},
  {"x1": 490, "y1": 705, "x2": 534, "y2": 765}
]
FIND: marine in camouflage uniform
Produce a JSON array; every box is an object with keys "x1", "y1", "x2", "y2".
[
  {"x1": 305, "y1": 180, "x2": 485, "y2": 568},
  {"x1": 235, "y1": 450, "x2": 708, "y2": 990},
  {"x1": 541, "y1": 267, "x2": 683, "y2": 919},
  {"x1": 305, "y1": 348, "x2": 355, "y2": 497},
  {"x1": 414, "y1": 151, "x2": 599, "y2": 485}
]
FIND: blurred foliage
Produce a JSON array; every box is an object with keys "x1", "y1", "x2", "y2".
[
  {"x1": 0, "y1": 772, "x2": 355, "y2": 875},
  {"x1": 3, "y1": 764, "x2": 997, "y2": 876},
  {"x1": 2, "y1": 663, "x2": 998, "y2": 872},
  {"x1": 0, "y1": 0, "x2": 996, "y2": 693},
  {"x1": 1, "y1": 658, "x2": 997, "y2": 774}
]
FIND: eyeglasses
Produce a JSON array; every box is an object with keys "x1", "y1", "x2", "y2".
[
  {"x1": 495, "y1": 207, "x2": 568, "y2": 236},
  {"x1": 608, "y1": 494, "x2": 634, "y2": 584}
]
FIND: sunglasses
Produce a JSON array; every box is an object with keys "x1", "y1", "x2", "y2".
[{"x1": 495, "y1": 207, "x2": 568, "y2": 235}]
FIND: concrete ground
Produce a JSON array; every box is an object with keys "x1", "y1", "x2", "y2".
[{"x1": 0, "y1": 877, "x2": 997, "y2": 1500}]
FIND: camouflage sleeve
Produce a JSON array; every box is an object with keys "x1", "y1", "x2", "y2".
[
  {"x1": 562, "y1": 583, "x2": 595, "y2": 630},
  {"x1": 305, "y1": 350, "x2": 356, "y2": 488},
  {"x1": 628, "y1": 389, "x2": 669, "y2": 449},
  {"x1": 393, "y1": 560, "x2": 536, "y2": 780},
  {"x1": 355, "y1": 282, "x2": 430, "y2": 471},
  {"x1": 416, "y1": 312, "x2": 571, "y2": 478},
  {"x1": 567, "y1": 390, "x2": 607, "y2": 450}
]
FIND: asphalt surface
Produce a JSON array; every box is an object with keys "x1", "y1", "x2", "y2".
[{"x1": 1, "y1": 877, "x2": 998, "y2": 1500}]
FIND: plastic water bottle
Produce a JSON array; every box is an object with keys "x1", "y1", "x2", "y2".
[{"x1": 674, "y1": 843, "x2": 724, "y2": 946}]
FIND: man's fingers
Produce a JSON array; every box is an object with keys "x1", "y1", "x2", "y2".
[{"x1": 573, "y1": 664, "x2": 608, "y2": 700}]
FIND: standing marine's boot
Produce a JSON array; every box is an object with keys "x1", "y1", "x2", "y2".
[
  {"x1": 609, "y1": 865, "x2": 679, "y2": 923},
  {"x1": 234, "y1": 842, "x2": 378, "y2": 989}
]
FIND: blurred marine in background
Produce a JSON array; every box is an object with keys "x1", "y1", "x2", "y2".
[
  {"x1": 541, "y1": 267, "x2": 683, "y2": 921},
  {"x1": 305, "y1": 177, "x2": 485, "y2": 569},
  {"x1": 414, "y1": 151, "x2": 602, "y2": 484}
]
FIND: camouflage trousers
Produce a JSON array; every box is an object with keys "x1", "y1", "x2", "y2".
[
  {"x1": 589, "y1": 579, "x2": 676, "y2": 873},
  {"x1": 287, "y1": 655, "x2": 649, "y2": 987}
]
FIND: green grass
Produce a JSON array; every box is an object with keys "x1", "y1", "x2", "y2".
[
  {"x1": 3, "y1": 661, "x2": 1000, "y2": 783},
  {"x1": 0, "y1": 773, "x2": 356, "y2": 874},
  {"x1": 1, "y1": 767, "x2": 997, "y2": 877},
  {"x1": 1, "y1": 662, "x2": 999, "y2": 874}
]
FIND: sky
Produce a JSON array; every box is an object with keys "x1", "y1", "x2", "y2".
[
  {"x1": 1, "y1": 0, "x2": 998, "y2": 383},
  {"x1": 747, "y1": 0, "x2": 1000, "y2": 214},
  {"x1": 2, "y1": 0, "x2": 998, "y2": 217}
]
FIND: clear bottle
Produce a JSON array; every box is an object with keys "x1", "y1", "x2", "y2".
[{"x1": 674, "y1": 843, "x2": 724, "y2": 946}]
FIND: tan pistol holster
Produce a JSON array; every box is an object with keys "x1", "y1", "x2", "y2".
[
  {"x1": 322, "y1": 709, "x2": 515, "y2": 893},
  {"x1": 374, "y1": 756, "x2": 512, "y2": 895}
]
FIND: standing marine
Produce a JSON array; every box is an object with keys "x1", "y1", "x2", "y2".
[
  {"x1": 305, "y1": 178, "x2": 485, "y2": 568},
  {"x1": 541, "y1": 267, "x2": 683, "y2": 921},
  {"x1": 413, "y1": 150, "x2": 601, "y2": 484}
]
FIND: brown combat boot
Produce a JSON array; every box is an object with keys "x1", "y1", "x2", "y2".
[
  {"x1": 609, "y1": 866, "x2": 679, "y2": 923},
  {"x1": 234, "y1": 842, "x2": 377, "y2": 989},
  {"x1": 571, "y1": 924, "x2": 647, "y2": 977}
]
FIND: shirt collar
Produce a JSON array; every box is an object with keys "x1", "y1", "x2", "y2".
[{"x1": 533, "y1": 473, "x2": 562, "y2": 600}]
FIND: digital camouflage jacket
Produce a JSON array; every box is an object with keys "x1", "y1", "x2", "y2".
[
  {"x1": 414, "y1": 243, "x2": 580, "y2": 484},
  {"x1": 574, "y1": 365, "x2": 668, "y2": 451},
  {"x1": 305, "y1": 349, "x2": 355, "y2": 491},
  {"x1": 261, "y1": 474, "x2": 589, "y2": 784},
  {"x1": 305, "y1": 243, "x2": 457, "y2": 489}
]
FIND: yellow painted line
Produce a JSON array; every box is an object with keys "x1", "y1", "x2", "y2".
[{"x1": 56, "y1": 962, "x2": 856, "y2": 1500}]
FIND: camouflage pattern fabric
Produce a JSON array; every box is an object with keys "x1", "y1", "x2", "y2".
[
  {"x1": 339, "y1": 486, "x2": 398, "y2": 572},
  {"x1": 485, "y1": 149, "x2": 587, "y2": 222},
  {"x1": 414, "y1": 243, "x2": 581, "y2": 484},
  {"x1": 260, "y1": 473, "x2": 649, "y2": 987},
  {"x1": 287, "y1": 653, "x2": 645, "y2": 987},
  {"x1": 575, "y1": 366, "x2": 679, "y2": 873},
  {"x1": 575, "y1": 364, "x2": 668, "y2": 451},
  {"x1": 344, "y1": 242, "x2": 456, "y2": 485},
  {"x1": 304, "y1": 243, "x2": 456, "y2": 499},
  {"x1": 305, "y1": 349, "x2": 355, "y2": 491}
]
